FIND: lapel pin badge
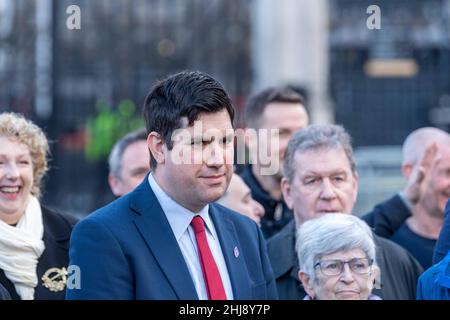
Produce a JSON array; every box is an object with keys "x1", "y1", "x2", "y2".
[{"x1": 234, "y1": 246, "x2": 239, "y2": 258}]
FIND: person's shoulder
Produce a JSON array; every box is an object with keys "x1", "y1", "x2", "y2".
[
  {"x1": 72, "y1": 194, "x2": 134, "y2": 236},
  {"x1": 374, "y1": 233, "x2": 424, "y2": 272},
  {"x1": 91, "y1": 193, "x2": 132, "y2": 220},
  {"x1": 388, "y1": 221, "x2": 409, "y2": 239},
  {"x1": 363, "y1": 193, "x2": 406, "y2": 216},
  {"x1": 375, "y1": 193, "x2": 407, "y2": 211},
  {"x1": 267, "y1": 220, "x2": 295, "y2": 247},
  {"x1": 419, "y1": 263, "x2": 440, "y2": 285},
  {"x1": 238, "y1": 164, "x2": 252, "y2": 180},
  {"x1": 266, "y1": 220, "x2": 296, "y2": 265},
  {"x1": 374, "y1": 233, "x2": 410, "y2": 257},
  {"x1": 41, "y1": 205, "x2": 78, "y2": 233},
  {"x1": 375, "y1": 233, "x2": 408, "y2": 252},
  {"x1": 417, "y1": 261, "x2": 447, "y2": 299},
  {"x1": 238, "y1": 165, "x2": 258, "y2": 190},
  {"x1": 266, "y1": 220, "x2": 297, "y2": 280}
]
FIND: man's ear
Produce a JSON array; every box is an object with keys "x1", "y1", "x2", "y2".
[
  {"x1": 298, "y1": 271, "x2": 315, "y2": 299},
  {"x1": 402, "y1": 164, "x2": 413, "y2": 179},
  {"x1": 281, "y1": 177, "x2": 293, "y2": 210},
  {"x1": 147, "y1": 132, "x2": 165, "y2": 166},
  {"x1": 108, "y1": 174, "x2": 122, "y2": 197}
]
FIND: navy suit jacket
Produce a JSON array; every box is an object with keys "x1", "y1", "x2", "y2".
[{"x1": 66, "y1": 177, "x2": 278, "y2": 300}]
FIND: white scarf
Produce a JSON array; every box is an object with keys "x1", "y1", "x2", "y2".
[{"x1": 0, "y1": 196, "x2": 45, "y2": 300}]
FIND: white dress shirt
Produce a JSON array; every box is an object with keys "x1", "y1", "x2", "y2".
[{"x1": 148, "y1": 173, "x2": 234, "y2": 300}]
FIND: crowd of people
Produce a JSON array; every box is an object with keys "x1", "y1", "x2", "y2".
[{"x1": 1, "y1": 70, "x2": 449, "y2": 300}]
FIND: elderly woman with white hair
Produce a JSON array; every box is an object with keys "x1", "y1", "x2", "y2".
[{"x1": 296, "y1": 214, "x2": 381, "y2": 300}]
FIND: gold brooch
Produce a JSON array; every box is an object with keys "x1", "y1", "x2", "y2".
[{"x1": 42, "y1": 267, "x2": 68, "y2": 292}]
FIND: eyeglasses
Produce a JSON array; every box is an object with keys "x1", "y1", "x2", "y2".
[{"x1": 314, "y1": 258, "x2": 373, "y2": 276}]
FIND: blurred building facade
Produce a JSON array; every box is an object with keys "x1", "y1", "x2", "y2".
[
  {"x1": 252, "y1": 0, "x2": 450, "y2": 214},
  {"x1": 329, "y1": 0, "x2": 450, "y2": 147},
  {"x1": 0, "y1": 0, "x2": 253, "y2": 216},
  {"x1": 329, "y1": 0, "x2": 450, "y2": 214}
]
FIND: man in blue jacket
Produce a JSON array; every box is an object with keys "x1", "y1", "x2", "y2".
[{"x1": 66, "y1": 71, "x2": 277, "y2": 300}]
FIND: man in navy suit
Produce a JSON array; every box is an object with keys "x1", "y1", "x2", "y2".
[{"x1": 66, "y1": 71, "x2": 278, "y2": 300}]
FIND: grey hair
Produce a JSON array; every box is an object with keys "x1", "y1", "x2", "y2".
[
  {"x1": 283, "y1": 124, "x2": 356, "y2": 183},
  {"x1": 108, "y1": 128, "x2": 148, "y2": 179},
  {"x1": 296, "y1": 213, "x2": 377, "y2": 283}
]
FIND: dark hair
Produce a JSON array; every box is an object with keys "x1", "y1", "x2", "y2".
[
  {"x1": 108, "y1": 128, "x2": 148, "y2": 178},
  {"x1": 143, "y1": 71, "x2": 235, "y2": 168},
  {"x1": 244, "y1": 86, "x2": 306, "y2": 129}
]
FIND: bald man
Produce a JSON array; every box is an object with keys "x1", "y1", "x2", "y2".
[
  {"x1": 218, "y1": 174, "x2": 265, "y2": 225},
  {"x1": 364, "y1": 127, "x2": 450, "y2": 270}
]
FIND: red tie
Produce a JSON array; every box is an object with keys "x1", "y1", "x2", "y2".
[{"x1": 191, "y1": 216, "x2": 227, "y2": 300}]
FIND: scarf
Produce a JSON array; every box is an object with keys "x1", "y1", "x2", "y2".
[{"x1": 0, "y1": 196, "x2": 45, "y2": 300}]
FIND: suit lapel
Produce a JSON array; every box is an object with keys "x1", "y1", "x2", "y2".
[
  {"x1": 130, "y1": 179, "x2": 198, "y2": 300},
  {"x1": 209, "y1": 205, "x2": 251, "y2": 299}
]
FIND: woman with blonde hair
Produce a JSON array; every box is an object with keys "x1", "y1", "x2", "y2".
[{"x1": 0, "y1": 112, "x2": 77, "y2": 299}]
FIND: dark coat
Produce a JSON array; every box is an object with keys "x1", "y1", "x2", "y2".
[
  {"x1": 0, "y1": 206, "x2": 77, "y2": 300},
  {"x1": 361, "y1": 194, "x2": 411, "y2": 238},
  {"x1": 267, "y1": 219, "x2": 424, "y2": 300},
  {"x1": 240, "y1": 165, "x2": 292, "y2": 239},
  {"x1": 0, "y1": 283, "x2": 10, "y2": 300}
]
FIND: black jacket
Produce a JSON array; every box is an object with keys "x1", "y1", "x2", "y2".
[
  {"x1": 240, "y1": 165, "x2": 292, "y2": 238},
  {"x1": 268, "y1": 220, "x2": 424, "y2": 300},
  {"x1": 0, "y1": 206, "x2": 77, "y2": 300},
  {"x1": 0, "y1": 283, "x2": 10, "y2": 300},
  {"x1": 362, "y1": 194, "x2": 412, "y2": 238}
]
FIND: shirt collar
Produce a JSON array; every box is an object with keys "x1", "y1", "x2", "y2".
[{"x1": 148, "y1": 173, "x2": 213, "y2": 241}]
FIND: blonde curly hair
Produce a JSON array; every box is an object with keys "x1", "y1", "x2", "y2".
[{"x1": 0, "y1": 112, "x2": 49, "y2": 198}]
